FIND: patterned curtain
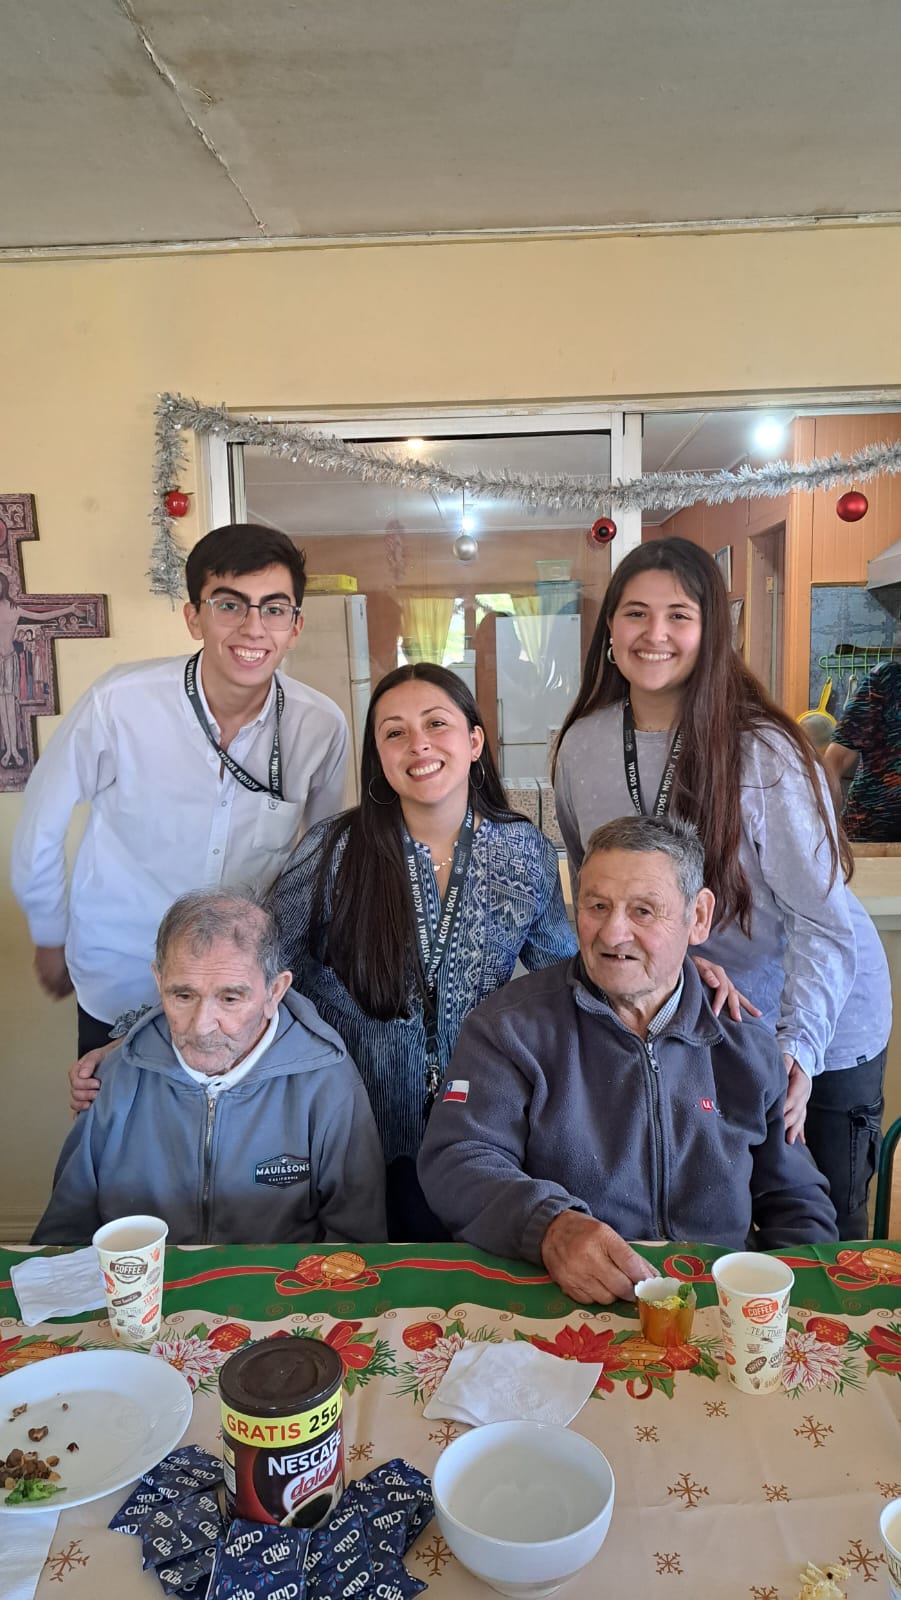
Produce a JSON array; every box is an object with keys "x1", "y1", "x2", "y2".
[{"x1": 400, "y1": 596, "x2": 455, "y2": 664}]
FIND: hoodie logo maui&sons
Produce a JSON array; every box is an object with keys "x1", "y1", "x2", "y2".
[{"x1": 254, "y1": 1153, "x2": 311, "y2": 1187}]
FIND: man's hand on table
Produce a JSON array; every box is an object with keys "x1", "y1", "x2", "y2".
[
  {"x1": 540, "y1": 1210, "x2": 657, "y2": 1304},
  {"x1": 34, "y1": 944, "x2": 73, "y2": 999},
  {"x1": 69, "y1": 1042, "x2": 115, "y2": 1115}
]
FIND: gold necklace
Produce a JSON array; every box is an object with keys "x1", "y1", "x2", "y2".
[{"x1": 430, "y1": 841, "x2": 458, "y2": 872}]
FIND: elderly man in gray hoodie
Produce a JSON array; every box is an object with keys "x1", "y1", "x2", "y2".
[
  {"x1": 34, "y1": 889, "x2": 385, "y2": 1245},
  {"x1": 418, "y1": 815, "x2": 837, "y2": 1303}
]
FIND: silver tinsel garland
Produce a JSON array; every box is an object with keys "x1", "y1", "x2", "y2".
[{"x1": 149, "y1": 391, "x2": 901, "y2": 599}]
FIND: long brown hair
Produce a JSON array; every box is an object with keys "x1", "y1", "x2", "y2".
[
  {"x1": 311, "y1": 663, "x2": 525, "y2": 1019},
  {"x1": 553, "y1": 537, "x2": 852, "y2": 931}
]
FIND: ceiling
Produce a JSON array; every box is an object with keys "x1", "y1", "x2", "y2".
[{"x1": 5, "y1": 1, "x2": 901, "y2": 250}]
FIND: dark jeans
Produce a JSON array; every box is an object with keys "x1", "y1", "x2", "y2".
[
  {"x1": 386, "y1": 1157, "x2": 449, "y2": 1243},
  {"x1": 77, "y1": 1005, "x2": 113, "y2": 1058},
  {"x1": 804, "y1": 1050, "x2": 885, "y2": 1239}
]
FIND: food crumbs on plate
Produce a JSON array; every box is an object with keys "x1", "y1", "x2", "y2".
[
  {"x1": 61, "y1": 1402, "x2": 69, "y2": 1411},
  {"x1": 796, "y1": 1562, "x2": 849, "y2": 1600},
  {"x1": 27, "y1": 1425, "x2": 49, "y2": 1443},
  {"x1": 66, "y1": 1442, "x2": 79, "y2": 1453},
  {"x1": 9, "y1": 1405, "x2": 27, "y2": 1421}
]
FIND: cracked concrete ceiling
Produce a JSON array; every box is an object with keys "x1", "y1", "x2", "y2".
[{"x1": 5, "y1": 0, "x2": 901, "y2": 251}]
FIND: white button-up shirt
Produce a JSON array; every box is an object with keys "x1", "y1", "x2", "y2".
[{"x1": 12, "y1": 652, "x2": 348, "y2": 1021}]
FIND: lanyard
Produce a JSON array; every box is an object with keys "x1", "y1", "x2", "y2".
[
  {"x1": 184, "y1": 652, "x2": 285, "y2": 802},
  {"x1": 402, "y1": 807, "x2": 475, "y2": 1109},
  {"x1": 622, "y1": 698, "x2": 682, "y2": 818}
]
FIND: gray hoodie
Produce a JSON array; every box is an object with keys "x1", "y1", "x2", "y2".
[{"x1": 33, "y1": 991, "x2": 386, "y2": 1246}]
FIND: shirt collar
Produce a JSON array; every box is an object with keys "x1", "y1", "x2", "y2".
[
  {"x1": 173, "y1": 1008, "x2": 280, "y2": 1093},
  {"x1": 194, "y1": 649, "x2": 277, "y2": 736},
  {"x1": 577, "y1": 956, "x2": 685, "y2": 1036}
]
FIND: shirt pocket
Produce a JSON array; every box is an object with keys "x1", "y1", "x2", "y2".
[{"x1": 250, "y1": 797, "x2": 305, "y2": 857}]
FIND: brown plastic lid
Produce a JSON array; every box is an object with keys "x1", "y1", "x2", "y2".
[{"x1": 219, "y1": 1335, "x2": 343, "y2": 1416}]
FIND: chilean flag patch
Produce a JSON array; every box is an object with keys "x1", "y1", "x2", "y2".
[{"x1": 443, "y1": 1079, "x2": 470, "y2": 1103}]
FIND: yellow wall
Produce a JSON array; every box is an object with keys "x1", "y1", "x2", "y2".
[{"x1": 4, "y1": 224, "x2": 901, "y2": 1234}]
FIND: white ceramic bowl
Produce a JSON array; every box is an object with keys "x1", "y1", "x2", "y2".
[{"x1": 432, "y1": 1420, "x2": 615, "y2": 1599}]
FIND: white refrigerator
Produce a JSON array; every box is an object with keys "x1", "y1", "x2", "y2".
[
  {"x1": 495, "y1": 612, "x2": 581, "y2": 781},
  {"x1": 282, "y1": 594, "x2": 371, "y2": 806}
]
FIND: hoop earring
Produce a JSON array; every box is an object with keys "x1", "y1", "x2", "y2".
[
  {"x1": 470, "y1": 757, "x2": 486, "y2": 792},
  {"x1": 606, "y1": 643, "x2": 615, "y2": 663},
  {"x1": 367, "y1": 776, "x2": 398, "y2": 806}
]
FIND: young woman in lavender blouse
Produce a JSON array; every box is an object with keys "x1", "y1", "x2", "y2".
[{"x1": 553, "y1": 538, "x2": 889, "y2": 1238}]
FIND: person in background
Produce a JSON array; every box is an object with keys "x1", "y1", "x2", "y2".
[
  {"x1": 12, "y1": 524, "x2": 348, "y2": 1056},
  {"x1": 418, "y1": 816, "x2": 837, "y2": 1300},
  {"x1": 34, "y1": 891, "x2": 385, "y2": 1246},
  {"x1": 553, "y1": 538, "x2": 888, "y2": 1236},
  {"x1": 824, "y1": 658, "x2": 901, "y2": 842}
]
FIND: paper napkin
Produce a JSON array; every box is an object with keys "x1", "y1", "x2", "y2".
[
  {"x1": 422, "y1": 1339, "x2": 603, "y2": 1426},
  {"x1": 11, "y1": 1248, "x2": 106, "y2": 1326},
  {"x1": 1, "y1": 1509, "x2": 59, "y2": 1600}
]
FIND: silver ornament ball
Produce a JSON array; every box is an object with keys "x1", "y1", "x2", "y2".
[{"x1": 452, "y1": 533, "x2": 479, "y2": 562}]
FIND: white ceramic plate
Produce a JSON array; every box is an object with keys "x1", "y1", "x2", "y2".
[{"x1": 0, "y1": 1349, "x2": 193, "y2": 1512}]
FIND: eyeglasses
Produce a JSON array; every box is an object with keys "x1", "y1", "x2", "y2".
[{"x1": 202, "y1": 597, "x2": 300, "y2": 632}]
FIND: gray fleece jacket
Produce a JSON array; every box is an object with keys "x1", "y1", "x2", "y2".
[
  {"x1": 33, "y1": 991, "x2": 386, "y2": 1246},
  {"x1": 417, "y1": 958, "x2": 837, "y2": 1261}
]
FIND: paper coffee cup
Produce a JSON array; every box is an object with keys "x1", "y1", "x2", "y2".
[
  {"x1": 712, "y1": 1251, "x2": 794, "y2": 1395},
  {"x1": 93, "y1": 1215, "x2": 168, "y2": 1344},
  {"x1": 880, "y1": 1497, "x2": 901, "y2": 1599}
]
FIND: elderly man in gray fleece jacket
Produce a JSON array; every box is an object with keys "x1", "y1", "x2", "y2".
[
  {"x1": 34, "y1": 889, "x2": 385, "y2": 1246},
  {"x1": 418, "y1": 816, "x2": 837, "y2": 1304}
]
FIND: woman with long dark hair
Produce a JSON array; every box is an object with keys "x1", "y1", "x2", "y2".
[
  {"x1": 272, "y1": 663, "x2": 576, "y2": 1237},
  {"x1": 553, "y1": 537, "x2": 889, "y2": 1236}
]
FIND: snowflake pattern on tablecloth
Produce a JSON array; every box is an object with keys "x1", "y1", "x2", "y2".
[
  {"x1": 667, "y1": 1471, "x2": 709, "y2": 1509},
  {"x1": 654, "y1": 1551, "x2": 683, "y2": 1574},
  {"x1": 749, "y1": 1586, "x2": 779, "y2": 1599},
  {"x1": 763, "y1": 1484, "x2": 791, "y2": 1502},
  {"x1": 428, "y1": 1421, "x2": 460, "y2": 1449},
  {"x1": 45, "y1": 1539, "x2": 90, "y2": 1582},
  {"x1": 877, "y1": 1481, "x2": 901, "y2": 1498},
  {"x1": 415, "y1": 1534, "x2": 453, "y2": 1576},
  {"x1": 705, "y1": 1400, "x2": 728, "y2": 1417},
  {"x1": 841, "y1": 1539, "x2": 884, "y2": 1581},
  {"x1": 635, "y1": 1424, "x2": 659, "y2": 1442},
  {"x1": 348, "y1": 1441, "x2": 373, "y2": 1463},
  {"x1": 793, "y1": 1414, "x2": 833, "y2": 1448}
]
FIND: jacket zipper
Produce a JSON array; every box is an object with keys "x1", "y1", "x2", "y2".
[
  {"x1": 201, "y1": 1092, "x2": 218, "y2": 1244},
  {"x1": 643, "y1": 1036, "x2": 665, "y2": 1239}
]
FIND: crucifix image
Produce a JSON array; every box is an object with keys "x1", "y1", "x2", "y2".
[{"x1": 0, "y1": 496, "x2": 108, "y2": 792}]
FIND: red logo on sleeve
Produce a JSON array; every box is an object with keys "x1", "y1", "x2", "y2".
[{"x1": 700, "y1": 1098, "x2": 714, "y2": 1112}]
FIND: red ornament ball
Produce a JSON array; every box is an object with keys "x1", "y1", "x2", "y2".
[
  {"x1": 836, "y1": 490, "x2": 868, "y2": 523},
  {"x1": 164, "y1": 488, "x2": 191, "y2": 518},
  {"x1": 589, "y1": 517, "x2": 617, "y2": 546}
]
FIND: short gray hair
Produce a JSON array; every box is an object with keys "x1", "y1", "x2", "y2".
[
  {"x1": 155, "y1": 889, "x2": 285, "y2": 986},
  {"x1": 582, "y1": 815, "x2": 706, "y2": 905}
]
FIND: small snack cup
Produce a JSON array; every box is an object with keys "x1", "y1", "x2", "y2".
[
  {"x1": 880, "y1": 1496, "x2": 901, "y2": 1599},
  {"x1": 712, "y1": 1251, "x2": 793, "y2": 1395},
  {"x1": 93, "y1": 1214, "x2": 168, "y2": 1344},
  {"x1": 635, "y1": 1278, "x2": 696, "y2": 1347}
]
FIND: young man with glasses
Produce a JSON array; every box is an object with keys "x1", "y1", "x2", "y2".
[{"x1": 12, "y1": 524, "x2": 348, "y2": 1055}]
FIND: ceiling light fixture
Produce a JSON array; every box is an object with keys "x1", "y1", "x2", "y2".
[{"x1": 752, "y1": 418, "x2": 786, "y2": 454}]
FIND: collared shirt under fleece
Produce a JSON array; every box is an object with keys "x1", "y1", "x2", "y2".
[
  {"x1": 11, "y1": 651, "x2": 349, "y2": 1022},
  {"x1": 553, "y1": 704, "x2": 877, "y2": 1077},
  {"x1": 32, "y1": 990, "x2": 386, "y2": 1247},
  {"x1": 417, "y1": 957, "x2": 838, "y2": 1261}
]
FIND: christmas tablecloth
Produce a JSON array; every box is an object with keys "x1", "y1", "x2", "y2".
[{"x1": 0, "y1": 1241, "x2": 899, "y2": 1598}]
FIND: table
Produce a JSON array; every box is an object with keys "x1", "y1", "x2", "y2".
[{"x1": 1, "y1": 1241, "x2": 899, "y2": 1598}]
